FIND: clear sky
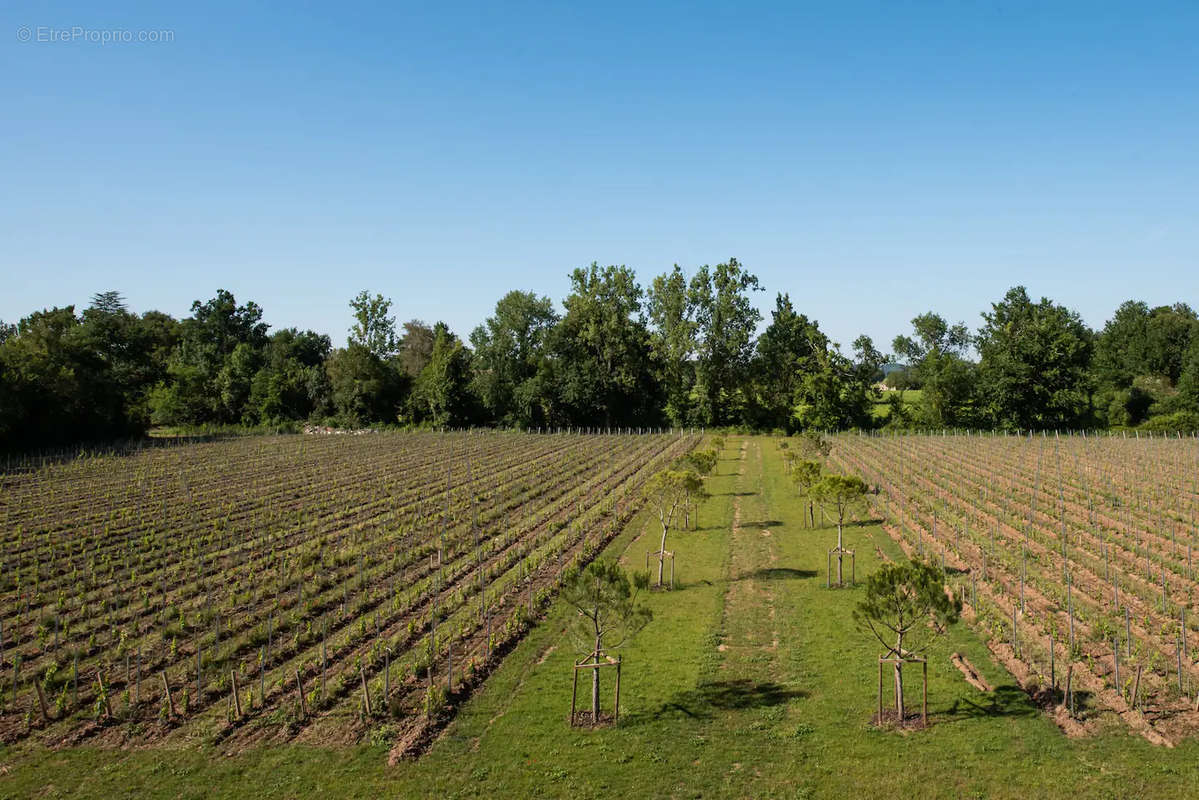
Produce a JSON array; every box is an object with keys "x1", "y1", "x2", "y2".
[{"x1": 3, "y1": 1, "x2": 1197, "y2": 352}]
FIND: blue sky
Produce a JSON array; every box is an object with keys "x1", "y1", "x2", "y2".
[{"x1": 2, "y1": 1, "x2": 1197, "y2": 352}]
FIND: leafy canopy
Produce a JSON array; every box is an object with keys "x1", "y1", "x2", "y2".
[
  {"x1": 854, "y1": 559, "x2": 961, "y2": 657},
  {"x1": 560, "y1": 560, "x2": 652, "y2": 655}
]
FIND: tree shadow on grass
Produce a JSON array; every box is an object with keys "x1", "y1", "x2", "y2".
[
  {"x1": 627, "y1": 680, "x2": 808, "y2": 724},
  {"x1": 714, "y1": 491, "x2": 756, "y2": 497},
  {"x1": 933, "y1": 684, "x2": 1043, "y2": 724},
  {"x1": 741, "y1": 520, "x2": 783, "y2": 528},
  {"x1": 732, "y1": 567, "x2": 818, "y2": 582}
]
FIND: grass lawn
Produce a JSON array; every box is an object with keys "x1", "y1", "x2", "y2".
[
  {"x1": 872, "y1": 389, "x2": 923, "y2": 420},
  {"x1": 3, "y1": 436, "x2": 1196, "y2": 798}
]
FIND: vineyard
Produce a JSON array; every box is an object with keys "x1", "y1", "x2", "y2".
[
  {"x1": 0, "y1": 430, "x2": 697, "y2": 751},
  {"x1": 833, "y1": 431, "x2": 1199, "y2": 745}
]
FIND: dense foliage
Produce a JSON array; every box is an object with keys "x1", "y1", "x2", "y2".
[{"x1": 3, "y1": 264, "x2": 1199, "y2": 449}]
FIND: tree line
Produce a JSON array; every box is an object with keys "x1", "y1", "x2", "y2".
[{"x1": 2, "y1": 261, "x2": 1197, "y2": 448}]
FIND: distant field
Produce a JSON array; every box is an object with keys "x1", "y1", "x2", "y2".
[{"x1": 871, "y1": 388, "x2": 923, "y2": 419}]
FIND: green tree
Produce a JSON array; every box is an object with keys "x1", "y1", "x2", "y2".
[
  {"x1": 410, "y1": 324, "x2": 475, "y2": 427},
  {"x1": 975, "y1": 287, "x2": 1093, "y2": 430},
  {"x1": 689, "y1": 258, "x2": 762, "y2": 426},
  {"x1": 750, "y1": 294, "x2": 828, "y2": 431},
  {"x1": 325, "y1": 344, "x2": 405, "y2": 425},
  {"x1": 792, "y1": 460, "x2": 822, "y2": 527},
  {"x1": 560, "y1": 561, "x2": 652, "y2": 724},
  {"x1": 150, "y1": 290, "x2": 269, "y2": 425},
  {"x1": 469, "y1": 290, "x2": 557, "y2": 427},
  {"x1": 245, "y1": 328, "x2": 332, "y2": 423},
  {"x1": 792, "y1": 336, "x2": 884, "y2": 431},
  {"x1": 643, "y1": 469, "x2": 701, "y2": 587},
  {"x1": 1093, "y1": 301, "x2": 1199, "y2": 425},
  {"x1": 348, "y1": 290, "x2": 398, "y2": 359},
  {"x1": 810, "y1": 473, "x2": 869, "y2": 584},
  {"x1": 892, "y1": 312, "x2": 976, "y2": 427},
  {"x1": 1177, "y1": 335, "x2": 1199, "y2": 411},
  {"x1": 854, "y1": 560, "x2": 961, "y2": 721},
  {"x1": 548, "y1": 264, "x2": 659, "y2": 427},
  {"x1": 398, "y1": 320, "x2": 435, "y2": 377},
  {"x1": 646, "y1": 265, "x2": 698, "y2": 427}
]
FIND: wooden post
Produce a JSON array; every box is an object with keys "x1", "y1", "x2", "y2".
[
  {"x1": 228, "y1": 669, "x2": 240, "y2": 719},
  {"x1": 1178, "y1": 639, "x2": 1184, "y2": 693},
  {"x1": 34, "y1": 679, "x2": 51, "y2": 722},
  {"x1": 569, "y1": 663, "x2": 579, "y2": 726},
  {"x1": 1132, "y1": 665, "x2": 1143, "y2": 710},
  {"x1": 295, "y1": 669, "x2": 308, "y2": 719},
  {"x1": 614, "y1": 655, "x2": 621, "y2": 724},
  {"x1": 1113, "y1": 640, "x2": 1120, "y2": 696},
  {"x1": 1050, "y1": 631, "x2": 1056, "y2": 690},
  {"x1": 877, "y1": 659, "x2": 884, "y2": 722},
  {"x1": 922, "y1": 659, "x2": 928, "y2": 726},
  {"x1": 98, "y1": 671, "x2": 112, "y2": 718},
  {"x1": 360, "y1": 664, "x2": 373, "y2": 717},
  {"x1": 1125, "y1": 608, "x2": 1132, "y2": 657},
  {"x1": 162, "y1": 671, "x2": 176, "y2": 717}
]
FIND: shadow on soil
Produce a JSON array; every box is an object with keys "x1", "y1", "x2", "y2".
[{"x1": 634, "y1": 680, "x2": 808, "y2": 723}]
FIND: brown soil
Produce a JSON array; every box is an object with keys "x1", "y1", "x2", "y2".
[{"x1": 950, "y1": 652, "x2": 993, "y2": 692}]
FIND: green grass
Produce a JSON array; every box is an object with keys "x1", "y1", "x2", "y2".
[
  {"x1": 872, "y1": 389, "x2": 923, "y2": 420},
  {"x1": 4, "y1": 436, "x2": 1197, "y2": 798}
]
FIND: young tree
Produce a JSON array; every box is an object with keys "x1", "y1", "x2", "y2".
[
  {"x1": 810, "y1": 474, "x2": 869, "y2": 584},
  {"x1": 854, "y1": 560, "x2": 961, "y2": 722},
  {"x1": 560, "y1": 561, "x2": 652, "y2": 723},
  {"x1": 795, "y1": 431, "x2": 831, "y2": 461},
  {"x1": 681, "y1": 448, "x2": 717, "y2": 477},
  {"x1": 679, "y1": 448, "x2": 717, "y2": 528},
  {"x1": 792, "y1": 460, "x2": 822, "y2": 528},
  {"x1": 643, "y1": 469, "x2": 701, "y2": 587}
]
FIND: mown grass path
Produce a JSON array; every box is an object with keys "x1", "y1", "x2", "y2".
[{"x1": 3, "y1": 437, "x2": 1198, "y2": 798}]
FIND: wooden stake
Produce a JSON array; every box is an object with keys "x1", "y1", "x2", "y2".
[
  {"x1": 360, "y1": 664, "x2": 373, "y2": 717},
  {"x1": 295, "y1": 669, "x2": 308, "y2": 719},
  {"x1": 161, "y1": 671, "x2": 176, "y2": 717},
  {"x1": 34, "y1": 679, "x2": 51, "y2": 722},
  {"x1": 231, "y1": 669, "x2": 242, "y2": 719}
]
